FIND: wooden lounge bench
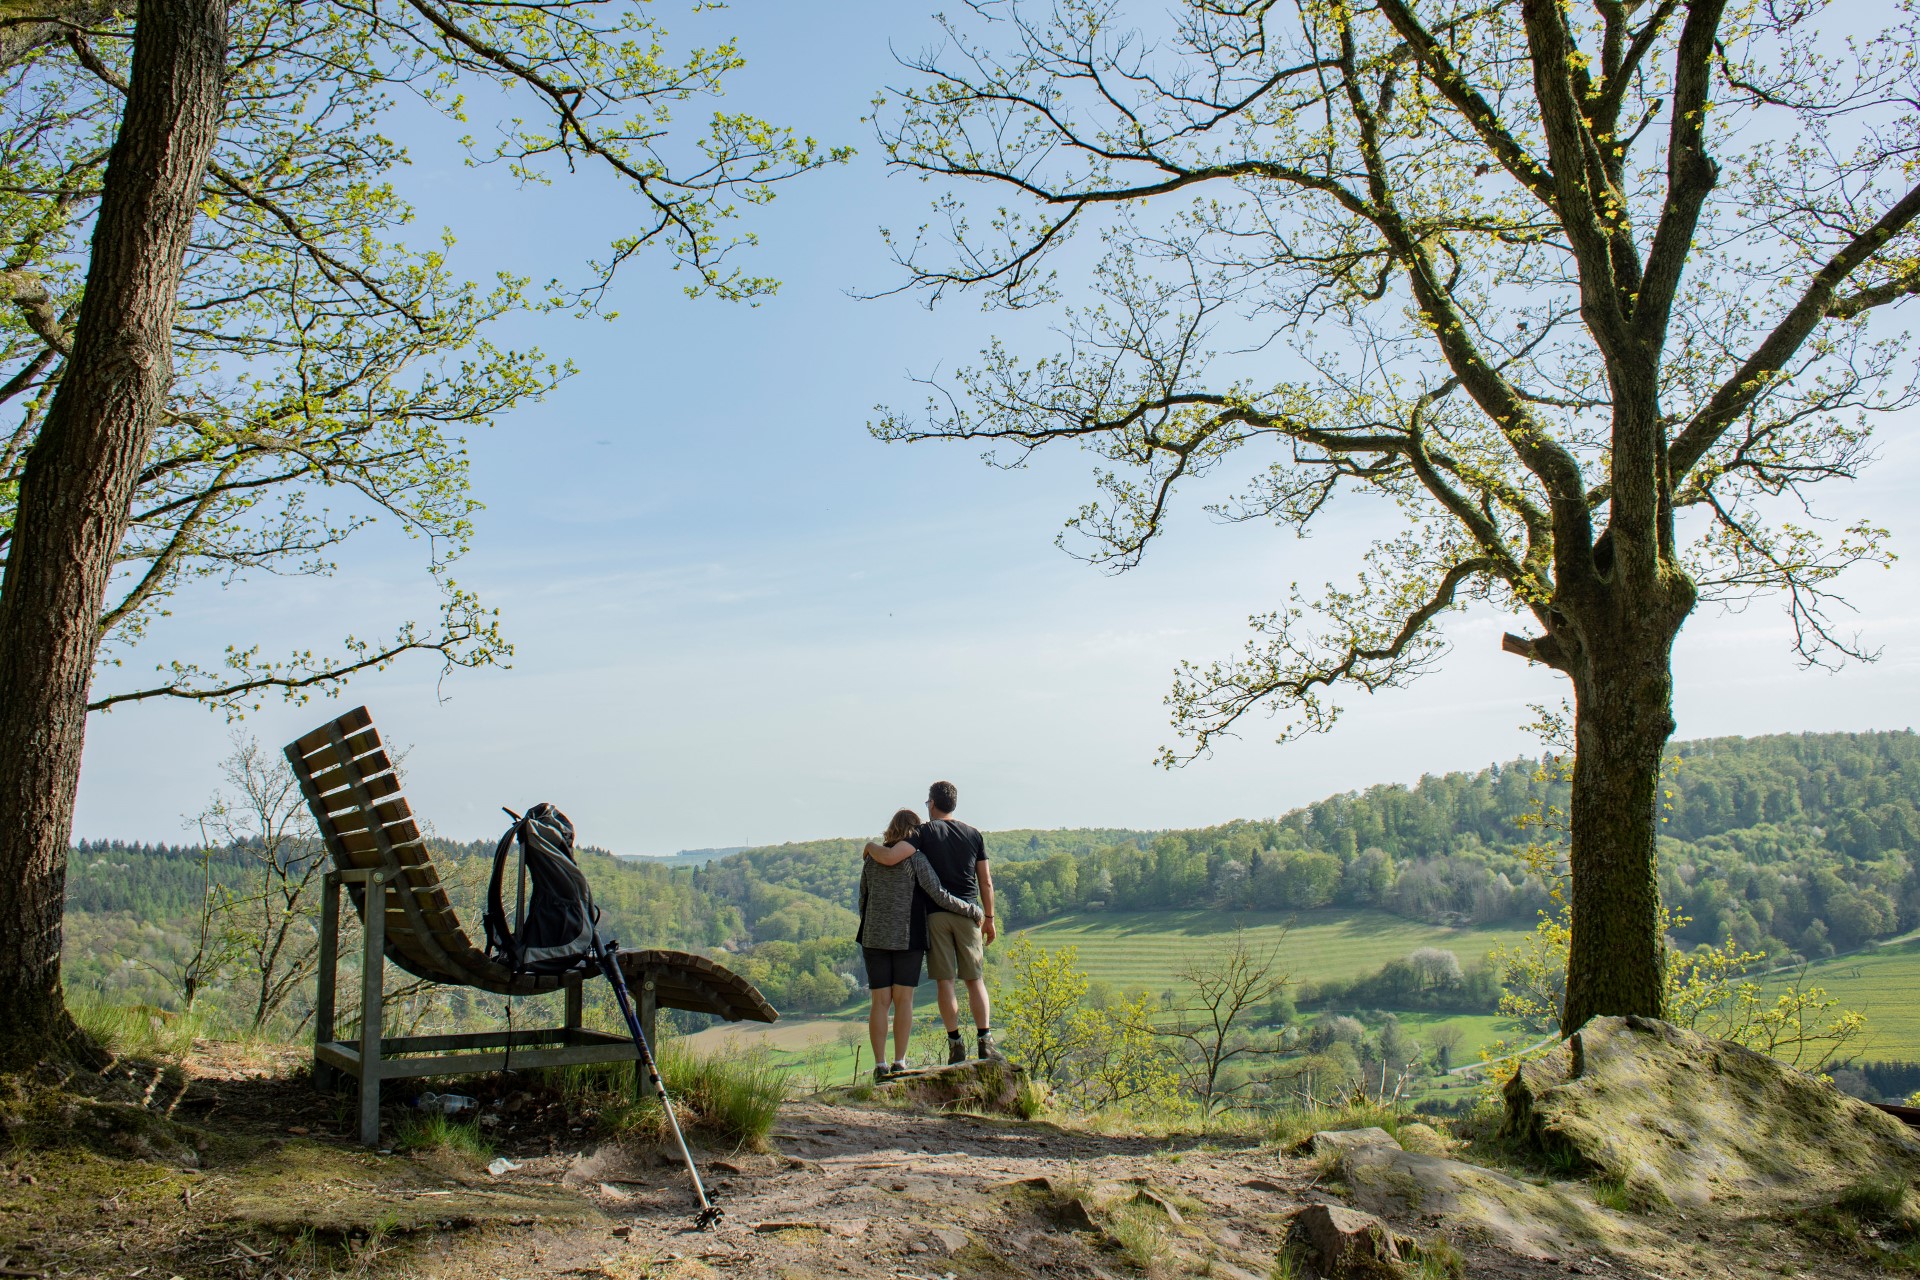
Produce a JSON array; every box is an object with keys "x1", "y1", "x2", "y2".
[{"x1": 285, "y1": 705, "x2": 776, "y2": 1144}]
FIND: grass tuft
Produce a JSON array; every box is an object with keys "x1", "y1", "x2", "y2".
[
  {"x1": 1103, "y1": 1200, "x2": 1175, "y2": 1273},
  {"x1": 392, "y1": 1110, "x2": 493, "y2": 1160},
  {"x1": 1590, "y1": 1174, "x2": 1635, "y2": 1214},
  {"x1": 1268, "y1": 1244, "x2": 1309, "y2": 1280},
  {"x1": 1269, "y1": 1095, "x2": 1418, "y2": 1150},
  {"x1": 538, "y1": 1044, "x2": 787, "y2": 1148},
  {"x1": 1410, "y1": 1234, "x2": 1466, "y2": 1280},
  {"x1": 1836, "y1": 1173, "x2": 1910, "y2": 1223},
  {"x1": 71, "y1": 999, "x2": 205, "y2": 1062},
  {"x1": 660, "y1": 1044, "x2": 787, "y2": 1149}
]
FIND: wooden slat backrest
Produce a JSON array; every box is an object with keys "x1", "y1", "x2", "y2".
[
  {"x1": 285, "y1": 708, "x2": 779, "y2": 1018},
  {"x1": 286, "y1": 707, "x2": 481, "y2": 987}
]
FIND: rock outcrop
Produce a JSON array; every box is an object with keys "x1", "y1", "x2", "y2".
[
  {"x1": 1295, "y1": 1126, "x2": 1399, "y2": 1158},
  {"x1": 1284, "y1": 1203, "x2": 1409, "y2": 1279},
  {"x1": 1502, "y1": 1014, "x2": 1920, "y2": 1209},
  {"x1": 828, "y1": 1059, "x2": 1037, "y2": 1117},
  {"x1": 1337, "y1": 1140, "x2": 1624, "y2": 1261}
]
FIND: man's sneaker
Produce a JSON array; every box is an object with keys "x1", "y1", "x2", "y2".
[
  {"x1": 976, "y1": 1031, "x2": 1005, "y2": 1061},
  {"x1": 947, "y1": 1035, "x2": 968, "y2": 1066}
]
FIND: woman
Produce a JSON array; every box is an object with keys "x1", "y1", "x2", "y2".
[{"x1": 858, "y1": 807, "x2": 983, "y2": 1081}]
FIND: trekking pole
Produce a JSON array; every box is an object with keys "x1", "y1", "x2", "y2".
[{"x1": 595, "y1": 935, "x2": 723, "y2": 1230}]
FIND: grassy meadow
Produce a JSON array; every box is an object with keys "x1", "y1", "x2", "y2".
[
  {"x1": 1783, "y1": 937, "x2": 1920, "y2": 1060},
  {"x1": 681, "y1": 908, "x2": 1537, "y2": 1094},
  {"x1": 1010, "y1": 908, "x2": 1531, "y2": 992}
]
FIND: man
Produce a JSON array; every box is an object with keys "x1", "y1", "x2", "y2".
[{"x1": 864, "y1": 780, "x2": 999, "y2": 1063}]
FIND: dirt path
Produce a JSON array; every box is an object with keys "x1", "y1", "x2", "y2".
[
  {"x1": 0, "y1": 1052, "x2": 1867, "y2": 1280},
  {"x1": 440, "y1": 1098, "x2": 1606, "y2": 1280}
]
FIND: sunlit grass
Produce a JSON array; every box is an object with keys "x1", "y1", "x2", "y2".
[
  {"x1": 71, "y1": 998, "x2": 205, "y2": 1061},
  {"x1": 541, "y1": 1043, "x2": 788, "y2": 1149},
  {"x1": 392, "y1": 1110, "x2": 493, "y2": 1159}
]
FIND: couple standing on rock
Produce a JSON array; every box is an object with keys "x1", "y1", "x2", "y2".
[{"x1": 856, "y1": 780, "x2": 1000, "y2": 1081}]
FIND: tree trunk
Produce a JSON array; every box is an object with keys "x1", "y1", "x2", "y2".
[
  {"x1": 1561, "y1": 620, "x2": 1680, "y2": 1033},
  {"x1": 0, "y1": 0, "x2": 227, "y2": 1070}
]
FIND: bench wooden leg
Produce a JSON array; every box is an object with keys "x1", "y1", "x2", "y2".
[
  {"x1": 638, "y1": 977, "x2": 659, "y2": 1101},
  {"x1": 314, "y1": 872, "x2": 342, "y2": 1095},
  {"x1": 358, "y1": 871, "x2": 386, "y2": 1146}
]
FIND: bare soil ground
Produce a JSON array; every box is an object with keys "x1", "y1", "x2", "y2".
[{"x1": 0, "y1": 1045, "x2": 1893, "y2": 1280}]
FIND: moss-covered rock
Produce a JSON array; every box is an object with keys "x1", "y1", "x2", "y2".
[
  {"x1": 1284, "y1": 1203, "x2": 1411, "y2": 1279},
  {"x1": 1391, "y1": 1122, "x2": 1449, "y2": 1156},
  {"x1": 0, "y1": 1072, "x2": 203, "y2": 1165},
  {"x1": 1291, "y1": 1126, "x2": 1399, "y2": 1158},
  {"x1": 821, "y1": 1060, "x2": 1035, "y2": 1117},
  {"x1": 1501, "y1": 1015, "x2": 1920, "y2": 1210},
  {"x1": 1338, "y1": 1143, "x2": 1628, "y2": 1261}
]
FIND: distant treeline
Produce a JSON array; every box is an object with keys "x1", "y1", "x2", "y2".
[
  {"x1": 1013, "y1": 730, "x2": 1920, "y2": 959},
  {"x1": 64, "y1": 730, "x2": 1920, "y2": 1020}
]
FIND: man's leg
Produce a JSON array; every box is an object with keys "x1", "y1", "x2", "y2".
[
  {"x1": 951, "y1": 922, "x2": 1000, "y2": 1060},
  {"x1": 935, "y1": 978, "x2": 961, "y2": 1032},
  {"x1": 928, "y1": 915, "x2": 969, "y2": 1063},
  {"x1": 891, "y1": 985, "x2": 914, "y2": 1063},
  {"x1": 965, "y1": 976, "x2": 991, "y2": 1031}
]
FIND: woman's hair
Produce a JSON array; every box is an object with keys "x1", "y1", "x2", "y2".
[{"x1": 883, "y1": 808, "x2": 920, "y2": 846}]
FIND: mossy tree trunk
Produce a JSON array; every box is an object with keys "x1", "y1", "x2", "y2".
[
  {"x1": 0, "y1": 0, "x2": 227, "y2": 1070},
  {"x1": 1561, "y1": 617, "x2": 1685, "y2": 1032}
]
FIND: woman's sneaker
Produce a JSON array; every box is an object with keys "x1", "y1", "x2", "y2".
[
  {"x1": 889, "y1": 1060, "x2": 909, "y2": 1076},
  {"x1": 873, "y1": 1063, "x2": 894, "y2": 1084}
]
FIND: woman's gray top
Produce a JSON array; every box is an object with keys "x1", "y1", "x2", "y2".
[{"x1": 858, "y1": 850, "x2": 980, "y2": 952}]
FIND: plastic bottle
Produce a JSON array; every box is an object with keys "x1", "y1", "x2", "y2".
[{"x1": 416, "y1": 1091, "x2": 477, "y2": 1114}]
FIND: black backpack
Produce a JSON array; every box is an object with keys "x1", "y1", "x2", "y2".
[{"x1": 483, "y1": 803, "x2": 600, "y2": 976}]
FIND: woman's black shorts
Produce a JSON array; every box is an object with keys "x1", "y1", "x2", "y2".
[{"x1": 863, "y1": 947, "x2": 924, "y2": 990}]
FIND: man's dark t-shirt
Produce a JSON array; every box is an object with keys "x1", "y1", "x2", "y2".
[{"x1": 909, "y1": 819, "x2": 986, "y2": 915}]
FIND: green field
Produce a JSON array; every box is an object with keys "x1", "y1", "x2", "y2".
[
  {"x1": 1010, "y1": 909, "x2": 1531, "y2": 992},
  {"x1": 1392, "y1": 1012, "x2": 1517, "y2": 1062},
  {"x1": 1783, "y1": 937, "x2": 1920, "y2": 1061},
  {"x1": 681, "y1": 908, "x2": 1538, "y2": 1093}
]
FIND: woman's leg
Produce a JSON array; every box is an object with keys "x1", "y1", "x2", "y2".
[
  {"x1": 891, "y1": 985, "x2": 914, "y2": 1063},
  {"x1": 868, "y1": 987, "x2": 890, "y2": 1065}
]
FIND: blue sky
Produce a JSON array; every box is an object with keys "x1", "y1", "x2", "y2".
[{"x1": 73, "y1": 2, "x2": 1920, "y2": 854}]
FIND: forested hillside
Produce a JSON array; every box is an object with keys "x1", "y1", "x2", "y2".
[{"x1": 64, "y1": 730, "x2": 1918, "y2": 1023}]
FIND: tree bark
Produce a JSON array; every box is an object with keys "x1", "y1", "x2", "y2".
[
  {"x1": 0, "y1": 0, "x2": 227, "y2": 1069},
  {"x1": 1561, "y1": 613, "x2": 1683, "y2": 1033}
]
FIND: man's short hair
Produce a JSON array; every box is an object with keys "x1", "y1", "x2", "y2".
[{"x1": 928, "y1": 780, "x2": 958, "y2": 813}]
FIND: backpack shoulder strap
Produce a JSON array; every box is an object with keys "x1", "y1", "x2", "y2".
[{"x1": 482, "y1": 808, "x2": 523, "y2": 963}]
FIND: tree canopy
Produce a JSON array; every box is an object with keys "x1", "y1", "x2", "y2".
[
  {"x1": 872, "y1": 0, "x2": 1920, "y2": 1029},
  {"x1": 0, "y1": 0, "x2": 846, "y2": 712}
]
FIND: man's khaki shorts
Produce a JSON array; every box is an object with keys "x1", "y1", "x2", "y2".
[{"x1": 927, "y1": 911, "x2": 985, "y2": 981}]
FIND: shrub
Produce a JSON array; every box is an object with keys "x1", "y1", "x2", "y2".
[{"x1": 1012, "y1": 1074, "x2": 1049, "y2": 1120}]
